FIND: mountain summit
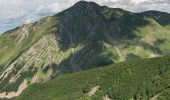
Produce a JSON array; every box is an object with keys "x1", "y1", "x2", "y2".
[{"x1": 0, "y1": 1, "x2": 170, "y2": 99}]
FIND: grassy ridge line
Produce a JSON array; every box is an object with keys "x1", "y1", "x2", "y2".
[
  {"x1": 0, "y1": 16, "x2": 59, "y2": 71},
  {"x1": 14, "y1": 56, "x2": 170, "y2": 100}
]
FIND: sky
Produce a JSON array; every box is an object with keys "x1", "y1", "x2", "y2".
[{"x1": 0, "y1": 0, "x2": 170, "y2": 34}]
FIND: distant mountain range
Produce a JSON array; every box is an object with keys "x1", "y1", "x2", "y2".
[{"x1": 0, "y1": 1, "x2": 170, "y2": 99}]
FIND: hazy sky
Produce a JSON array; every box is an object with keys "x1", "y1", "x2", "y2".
[{"x1": 0, "y1": 0, "x2": 170, "y2": 34}]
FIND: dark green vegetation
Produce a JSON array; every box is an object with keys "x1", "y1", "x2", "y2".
[
  {"x1": 15, "y1": 56, "x2": 170, "y2": 100},
  {"x1": 142, "y1": 11, "x2": 170, "y2": 30},
  {"x1": 0, "y1": 1, "x2": 170, "y2": 99}
]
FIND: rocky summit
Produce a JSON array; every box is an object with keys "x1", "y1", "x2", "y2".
[{"x1": 0, "y1": 1, "x2": 170, "y2": 99}]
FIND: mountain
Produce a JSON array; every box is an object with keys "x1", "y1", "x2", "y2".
[
  {"x1": 142, "y1": 10, "x2": 170, "y2": 29},
  {"x1": 16, "y1": 56, "x2": 170, "y2": 100},
  {"x1": 0, "y1": 1, "x2": 170, "y2": 99}
]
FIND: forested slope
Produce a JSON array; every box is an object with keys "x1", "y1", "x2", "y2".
[{"x1": 15, "y1": 56, "x2": 170, "y2": 100}]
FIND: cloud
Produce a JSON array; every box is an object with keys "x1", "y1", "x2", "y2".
[
  {"x1": 0, "y1": 0, "x2": 170, "y2": 34},
  {"x1": 130, "y1": 0, "x2": 149, "y2": 4}
]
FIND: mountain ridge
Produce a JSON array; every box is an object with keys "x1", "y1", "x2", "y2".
[
  {"x1": 2, "y1": 1, "x2": 170, "y2": 36},
  {"x1": 0, "y1": 1, "x2": 170, "y2": 99}
]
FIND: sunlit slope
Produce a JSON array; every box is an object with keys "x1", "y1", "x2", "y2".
[{"x1": 0, "y1": 17, "x2": 59, "y2": 71}]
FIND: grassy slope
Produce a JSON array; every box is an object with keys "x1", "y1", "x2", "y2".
[
  {"x1": 15, "y1": 56, "x2": 170, "y2": 100},
  {"x1": 0, "y1": 16, "x2": 59, "y2": 71},
  {"x1": 0, "y1": 16, "x2": 60, "y2": 92},
  {"x1": 99, "y1": 17, "x2": 170, "y2": 62}
]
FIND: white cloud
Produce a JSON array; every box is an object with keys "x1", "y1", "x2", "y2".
[
  {"x1": 0, "y1": 0, "x2": 170, "y2": 34},
  {"x1": 130, "y1": 0, "x2": 149, "y2": 4},
  {"x1": 36, "y1": 3, "x2": 61, "y2": 14}
]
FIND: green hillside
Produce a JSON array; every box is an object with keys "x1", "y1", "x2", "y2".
[
  {"x1": 0, "y1": 16, "x2": 59, "y2": 71},
  {"x1": 0, "y1": 1, "x2": 170, "y2": 99},
  {"x1": 142, "y1": 10, "x2": 170, "y2": 30},
  {"x1": 14, "y1": 56, "x2": 170, "y2": 100}
]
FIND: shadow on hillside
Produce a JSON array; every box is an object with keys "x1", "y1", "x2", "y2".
[
  {"x1": 55, "y1": 11, "x2": 151, "y2": 52},
  {"x1": 51, "y1": 8, "x2": 163, "y2": 75},
  {"x1": 115, "y1": 14, "x2": 149, "y2": 39},
  {"x1": 56, "y1": 41, "x2": 114, "y2": 74},
  {"x1": 142, "y1": 11, "x2": 170, "y2": 26}
]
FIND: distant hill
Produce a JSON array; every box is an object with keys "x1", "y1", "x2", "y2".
[{"x1": 0, "y1": 1, "x2": 170, "y2": 99}]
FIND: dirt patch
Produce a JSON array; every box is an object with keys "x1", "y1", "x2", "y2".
[
  {"x1": 103, "y1": 95, "x2": 111, "y2": 100},
  {"x1": 151, "y1": 94, "x2": 159, "y2": 100},
  {"x1": 149, "y1": 53, "x2": 157, "y2": 58},
  {"x1": 0, "y1": 79, "x2": 28, "y2": 99},
  {"x1": 88, "y1": 86, "x2": 99, "y2": 96}
]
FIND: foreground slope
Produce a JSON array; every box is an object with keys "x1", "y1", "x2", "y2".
[
  {"x1": 0, "y1": 1, "x2": 170, "y2": 98},
  {"x1": 15, "y1": 56, "x2": 170, "y2": 100}
]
